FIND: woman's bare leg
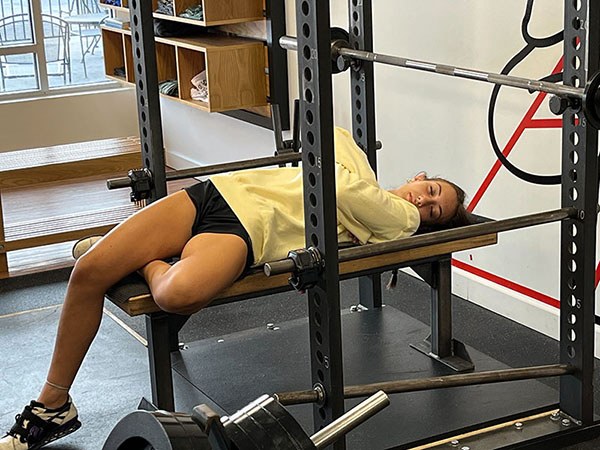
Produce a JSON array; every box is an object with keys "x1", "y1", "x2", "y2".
[
  {"x1": 39, "y1": 190, "x2": 197, "y2": 407},
  {"x1": 141, "y1": 233, "x2": 248, "y2": 315}
]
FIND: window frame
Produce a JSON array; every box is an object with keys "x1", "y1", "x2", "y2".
[{"x1": 0, "y1": 0, "x2": 120, "y2": 101}]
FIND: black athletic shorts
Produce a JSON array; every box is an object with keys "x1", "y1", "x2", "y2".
[{"x1": 184, "y1": 180, "x2": 254, "y2": 274}]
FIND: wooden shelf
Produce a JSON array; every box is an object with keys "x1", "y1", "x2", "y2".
[
  {"x1": 102, "y1": 26, "x2": 267, "y2": 112},
  {"x1": 99, "y1": 0, "x2": 263, "y2": 27}
]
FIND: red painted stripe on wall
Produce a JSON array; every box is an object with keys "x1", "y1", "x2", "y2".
[{"x1": 452, "y1": 259, "x2": 561, "y2": 309}]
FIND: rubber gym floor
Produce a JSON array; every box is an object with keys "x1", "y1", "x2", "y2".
[{"x1": 1, "y1": 268, "x2": 600, "y2": 449}]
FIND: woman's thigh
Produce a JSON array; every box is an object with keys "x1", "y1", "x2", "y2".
[
  {"x1": 76, "y1": 190, "x2": 196, "y2": 286},
  {"x1": 159, "y1": 232, "x2": 249, "y2": 309}
]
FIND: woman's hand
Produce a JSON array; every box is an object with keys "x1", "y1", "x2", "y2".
[{"x1": 348, "y1": 232, "x2": 361, "y2": 245}]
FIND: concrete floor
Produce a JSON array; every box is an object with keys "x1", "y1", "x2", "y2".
[{"x1": 1, "y1": 268, "x2": 600, "y2": 448}]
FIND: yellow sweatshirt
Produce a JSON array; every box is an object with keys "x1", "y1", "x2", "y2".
[{"x1": 210, "y1": 127, "x2": 420, "y2": 264}]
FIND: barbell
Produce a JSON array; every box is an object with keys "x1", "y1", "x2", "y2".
[{"x1": 280, "y1": 33, "x2": 600, "y2": 129}]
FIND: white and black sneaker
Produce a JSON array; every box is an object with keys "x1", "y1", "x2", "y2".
[
  {"x1": 72, "y1": 235, "x2": 103, "y2": 260},
  {"x1": 0, "y1": 397, "x2": 81, "y2": 449}
]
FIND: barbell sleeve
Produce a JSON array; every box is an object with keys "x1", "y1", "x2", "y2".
[{"x1": 310, "y1": 391, "x2": 389, "y2": 449}]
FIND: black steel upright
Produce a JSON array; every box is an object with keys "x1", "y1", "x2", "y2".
[
  {"x1": 128, "y1": 0, "x2": 167, "y2": 202},
  {"x1": 296, "y1": 0, "x2": 345, "y2": 446},
  {"x1": 128, "y1": 0, "x2": 171, "y2": 411},
  {"x1": 559, "y1": 0, "x2": 599, "y2": 424},
  {"x1": 348, "y1": 0, "x2": 383, "y2": 309}
]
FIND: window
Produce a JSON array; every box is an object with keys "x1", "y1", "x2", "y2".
[{"x1": 0, "y1": 0, "x2": 115, "y2": 97}]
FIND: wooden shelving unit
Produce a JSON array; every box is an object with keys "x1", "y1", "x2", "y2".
[
  {"x1": 100, "y1": 0, "x2": 263, "y2": 27},
  {"x1": 102, "y1": 27, "x2": 267, "y2": 112}
]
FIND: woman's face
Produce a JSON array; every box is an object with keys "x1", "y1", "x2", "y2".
[{"x1": 394, "y1": 176, "x2": 459, "y2": 225}]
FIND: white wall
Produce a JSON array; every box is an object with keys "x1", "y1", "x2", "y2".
[
  {"x1": 162, "y1": 1, "x2": 600, "y2": 354},
  {"x1": 0, "y1": 87, "x2": 139, "y2": 152}
]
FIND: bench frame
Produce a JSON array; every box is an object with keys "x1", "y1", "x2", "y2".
[{"x1": 106, "y1": 234, "x2": 497, "y2": 410}]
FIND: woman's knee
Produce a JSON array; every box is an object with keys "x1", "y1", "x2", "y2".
[
  {"x1": 70, "y1": 249, "x2": 117, "y2": 291},
  {"x1": 152, "y1": 276, "x2": 212, "y2": 315}
]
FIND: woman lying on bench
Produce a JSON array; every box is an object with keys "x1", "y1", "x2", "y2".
[{"x1": 1, "y1": 127, "x2": 469, "y2": 450}]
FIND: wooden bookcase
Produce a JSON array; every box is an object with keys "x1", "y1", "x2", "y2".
[
  {"x1": 99, "y1": 0, "x2": 263, "y2": 27},
  {"x1": 101, "y1": 27, "x2": 268, "y2": 112}
]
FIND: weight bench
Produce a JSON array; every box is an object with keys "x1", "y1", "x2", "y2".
[{"x1": 105, "y1": 232, "x2": 497, "y2": 411}]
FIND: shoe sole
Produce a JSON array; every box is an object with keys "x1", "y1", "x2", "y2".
[{"x1": 30, "y1": 418, "x2": 82, "y2": 450}]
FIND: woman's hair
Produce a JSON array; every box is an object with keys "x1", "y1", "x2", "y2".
[{"x1": 416, "y1": 177, "x2": 473, "y2": 234}]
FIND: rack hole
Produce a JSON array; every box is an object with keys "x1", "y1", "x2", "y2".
[
  {"x1": 134, "y1": 31, "x2": 139, "y2": 42},
  {"x1": 303, "y1": 45, "x2": 311, "y2": 60},
  {"x1": 568, "y1": 313, "x2": 577, "y2": 325},
  {"x1": 572, "y1": 17, "x2": 582, "y2": 30},
  {"x1": 308, "y1": 152, "x2": 315, "y2": 166},
  {"x1": 137, "y1": 63, "x2": 142, "y2": 74},
  {"x1": 142, "y1": 127, "x2": 147, "y2": 137},
  {"x1": 572, "y1": 55, "x2": 581, "y2": 70},
  {"x1": 317, "y1": 369, "x2": 324, "y2": 382},
  {"x1": 143, "y1": 142, "x2": 148, "y2": 153},
  {"x1": 310, "y1": 213, "x2": 318, "y2": 226},
  {"x1": 309, "y1": 193, "x2": 317, "y2": 207},
  {"x1": 303, "y1": 23, "x2": 310, "y2": 38},
  {"x1": 572, "y1": 113, "x2": 580, "y2": 126},
  {"x1": 138, "y1": 80, "x2": 143, "y2": 90},
  {"x1": 306, "y1": 110, "x2": 314, "y2": 124},
  {"x1": 305, "y1": 88, "x2": 313, "y2": 103},
  {"x1": 131, "y1": 0, "x2": 136, "y2": 8},
  {"x1": 318, "y1": 408, "x2": 326, "y2": 420},
  {"x1": 353, "y1": 26, "x2": 359, "y2": 36},
  {"x1": 145, "y1": 157, "x2": 150, "y2": 166},
  {"x1": 315, "y1": 331, "x2": 322, "y2": 345},
  {"x1": 572, "y1": 36, "x2": 581, "y2": 50},
  {"x1": 133, "y1": 15, "x2": 138, "y2": 26},
  {"x1": 568, "y1": 278, "x2": 577, "y2": 290},
  {"x1": 571, "y1": 223, "x2": 578, "y2": 237},
  {"x1": 568, "y1": 259, "x2": 577, "y2": 273},
  {"x1": 569, "y1": 150, "x2": 579, "y2": 164},
  {"x1": 301, "y1": 1, "x2": 309, "y2": 15},
  {"x1": 309, "y1": 172, "x2": 316, "y2": 186},
  {"x1": 314, "y1": 311, "x2": 321, "y2": 326},
  {"x1": 356, "y1": 99, "x2": 362, "y2": 109},
  {"x1": 569, "y1": 241, "x2": 577, "y2": 255},
  {"x1": 307, "y1": 131, "x2": 315, "y2": 145},
  {"x1": 567, "y1": 346, "x2": 576, "y2": 359},
  {"x1": 570, "y1": 131, "x2": 579, "y2": 145},
  {"x1": 569, "y1": 187, "x2": 578, "y2": 201},
  {"x1": 571, "y1": 76, "x2": 581, "y2": 88},
  {"x1": 311, "y1": 234, "x2": 319, "y2": 247},
  {"x1": 573, "y1": 0, "x2": 581, "y2": 10},
  {"x1": 316, "y1": 350, "x2": 324, "y2": 363},
  {"x1": 313, "y1": 292, "x2": 321, "y2": 306},
  {"x1": 304, "y1": 67, "x2": 312, "y2": 81},
  {"x1": 356, "y1": 114, "x2": 362, "y2": 124},
  {"x1": 355, "y1": 85, "x2": 361, "y2": 95},
  {"x1": 569, "y1": 329, "x2": 577, "y2": 342},
  {"x1": 353, "y1": 11, "x2": 359, "y2": 21},
  {"x1": 136, "y1": 47, "x2": 141, "y2": 58},
  {"x1": 357, "y1": 128, "x2": 363, "y2": 138},
  {"x1": 569, "y1": 169, "x2": 577, "y2": 182},
  {"x1": 141, "y1": 111, "x2": 146, "y2": 122}
]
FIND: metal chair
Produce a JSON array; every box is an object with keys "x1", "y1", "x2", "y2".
[
  {"x1": 62, "y1": 0, "x2": 107, "y2": 77},
  {"x1": 0, "y1": 13, "x2": 71, "y2": 91}
]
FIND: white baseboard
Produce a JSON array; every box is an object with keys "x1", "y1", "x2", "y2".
[
  {"x1": 451, "y1": 267, "x2": 600, "y2": 359},
  {"x1": 165, "y1": 150, "x2": 204, "y2": 171}
]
